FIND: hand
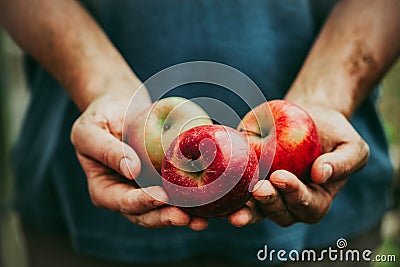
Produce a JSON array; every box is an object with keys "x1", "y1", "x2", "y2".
[
  {"x1": 228, "y1": 105, "x2": 370, "y2": 227},
  {"x1": 71, "y1": 93, "x2": 208, "y2": 230}
]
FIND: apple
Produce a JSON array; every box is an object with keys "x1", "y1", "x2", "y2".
[
  {"x1": 238, "y1": 100, "x2": 321, "y2": 181},
  {"x1": 126, "y1": 97, "x2": 212, "y2": 173},
  {"x1": 161, "y1": 125, "x2": 259, "y2": 218}
]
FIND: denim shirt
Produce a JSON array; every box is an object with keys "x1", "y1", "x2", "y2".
[{"x1": 13, "y1": 0, "x2": 393, "y2": 264}]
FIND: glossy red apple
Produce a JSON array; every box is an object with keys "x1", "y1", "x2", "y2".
[
  {"x1": 238, "y1": 100, "x2": 321, "y2": 181},
  {"x1": 161, "y1": 125, "x2": 259, "y2": 218}
]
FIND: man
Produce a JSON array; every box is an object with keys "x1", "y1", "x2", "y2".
[{"x1": 0, "y1": 0, "x2": 399, "y2": 266}]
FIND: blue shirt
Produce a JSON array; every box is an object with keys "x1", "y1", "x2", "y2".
[{"x1": 13, "y1": 0, "x2": 393, "y2": 264}]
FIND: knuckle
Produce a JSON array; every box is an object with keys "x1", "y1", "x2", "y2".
[
  {"x1": 119, "y1": 195, "x2": 133, "y2": 214},
  {"x1": 136, "y1": 190, "x2": 152, "y2": 210},
  {"x1": 120, "y1": 190, "x2": 153, "y2": 215},
  {"x1": 70, "y1": 119, "x2": 82, "y2": 146},
  {"x1": 134, "y1": 214, "x2": 149, "y2": 227},
  {"x1": 362, "y1": 141, "x2": 370, "y2": 162},
  {"x1": 160, "y1": 207, "x2": 174, "y2": 226},
  {"x1": 160, "y1": 215, "x2": 171, "y2": 227},
  {"x1": 98, "y1": 144, "x2": 113, "y2": 167},
  {"x1": 135, "y1": 212, "x2": 163, "y2": 228},
  {"x1": 70, "y1": 115, "x2": 93, "y2": 149},
  {"x1": 89, "y1": 190, "x2": 103, "y2": 208},
  {"x1": 355, "y1": 139, "x2": 370, "y2": 167},
  {"x1": 363, "y1": 141, "x2": 370, "y2": 154},
  {"x1": 343, "y1": 164, "x2": 353, "y2": 177},
  {"x1": 294, "y1": 195, "x2": 311, "y2": 210}
]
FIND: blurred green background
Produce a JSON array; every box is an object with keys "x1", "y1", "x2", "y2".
[
  {"x1": 0, "y1": 30, "x2": 399, "y2": 267},
  {"x1": 1, "y1": 30, "x2": 29, "y2": 267}
]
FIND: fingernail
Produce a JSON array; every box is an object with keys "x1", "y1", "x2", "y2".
[
  {"x1": 254, "y1": 194, "x2": 274, "y2": 204},
  {"x1": 253, "y1": 181, "x2": 275, "y2": 204},
  {"x1": 321, "y1": 163, "x2": 333, "y2": 183},
  {"x1": 273, "y1": 181, "x2": 287, "y2": 190},
  {"x1": 148, "y1": 187, "x2": 168, "y2": 204},
  {"x1": 253, "y1": 180, "x2": 267, "y2": 193},
  {"x1": 152, "y1": 200, "x2": 165, "y2": 206}
]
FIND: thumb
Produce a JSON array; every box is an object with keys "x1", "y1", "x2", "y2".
[
  {"x1": 71, "y1": 121, "x2": 142, "y2": 180},
  {"x1": 311, "y1": 140, "x2": 370, "y2": 184}
]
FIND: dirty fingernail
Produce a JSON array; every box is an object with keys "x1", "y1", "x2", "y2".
[
  {"x1": 321, "y1": 163, "x2": 333, "y2": 183},
  {"x1": 273, "y1": 181, "x2": 287, "y2": 190},
  {"x1": 147, "y1": 187, "x2": 168, "y2": 204},
  {"x1": 254, "y1": 194, "x2": 274, "y2": 204}
]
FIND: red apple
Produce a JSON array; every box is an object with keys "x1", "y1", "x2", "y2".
[
  {"x1": 238, "y1": 100, "x2": 321, "y2": 181},
  {"x1": 161, "y1": 125, "x2": 259, "y2": 218}
]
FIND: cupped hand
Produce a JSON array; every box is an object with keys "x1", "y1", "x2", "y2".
[
  {"x1": 70, "y1": 93, "x2": 208, "y2": 230},
  {"x1": 228, "y1": 105, "x2": 370, "y2": 227}
]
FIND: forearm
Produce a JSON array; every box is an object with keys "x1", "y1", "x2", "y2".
[
  {"x1": 0, "y1": 0, "x2": 150, "y2": 111},
  {"x1": 286, "y1": 0, "x2": 400, "y2": 119}
]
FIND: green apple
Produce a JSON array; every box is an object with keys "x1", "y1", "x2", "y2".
[{"x1": 126, "y1": 97, "x2": 212, "y2": 173}]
